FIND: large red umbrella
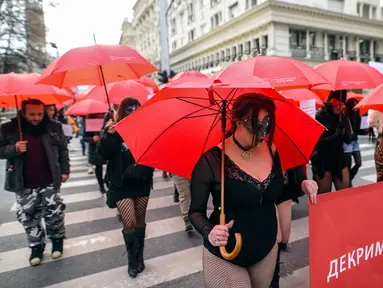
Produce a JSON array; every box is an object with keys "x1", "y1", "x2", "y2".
[
  {"x1": 115, "y1": 77, "x2": 325, "y2": 260},
  {"x1": 65, "y1": 99, "x2": 108, "y2": 116},
  {"x1": 85, "y1": 80, "x2": 149, "y2": 105},
  {"x1": 354, "y1": 83, "x2": 383, "y2": 114},
  {"x1": 347, "y1": 92, "x2": 364, "y2": 102},
  {"x1": 137, "y1": 76, "x2": 158, "y2": 93},
  {"x1": 217, "y1": 56, "x2": 329, "y2": 90},
  {"x1": 171, "y1": 70, "x2": 208, "y2": 81},
  {"x1": 314, "y1": 59, "x2": 383, "y2": 90},
  {"x1": 281, "y1": 89, "x2": 323, "y2": 106},
  {"x1": 36, "y1": 44, "x2": 158, "y2": 109}
]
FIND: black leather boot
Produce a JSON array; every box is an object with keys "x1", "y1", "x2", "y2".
[
  {"x1": 136, "y1": 225, "x2": 146, "y2": 273},
  {"x1": 122, "y1": 230, "x2": 138, "y2": 278}
]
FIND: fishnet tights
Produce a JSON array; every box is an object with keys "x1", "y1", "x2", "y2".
[
  {"x1": 116, "y1": 197, "x2": 149, "y2": 232},
  {"x1": 203, "y1": 243, "x2": 278, "y2": 288}
]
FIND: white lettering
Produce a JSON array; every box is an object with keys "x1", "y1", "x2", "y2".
[
  {"x1": 365, "y1": 244, "x2": 375, "y2": 260},
  {"x1": 356, "y1": 248, "x2": 364, "y2": 265},
  {"x1": 375, "y1": 241, "x2": 383, "y2": 257},
  {"x1": 327, "y1": 259, "x2": 339, "y2": 283},
  {"x1": 348, "y1": 251, "x2": 356, "y2": 269},
  {"x1": 339, "y1": 254, "x2": 346, "y2": 273}
]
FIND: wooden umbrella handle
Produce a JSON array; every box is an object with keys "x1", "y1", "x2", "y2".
[{"x1": 219, "y1": 214, "x2": 242, "y2": 260}]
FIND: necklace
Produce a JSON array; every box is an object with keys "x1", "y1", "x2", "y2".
[{"x1": 233, "y1": 135, "x2": 252, "y2": 160}]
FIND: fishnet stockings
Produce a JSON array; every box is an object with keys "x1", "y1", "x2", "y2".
[
  {"x1": 116, "y1": 197, "x2": 149, "y2": 232},
  {"x1": 203, "y1": 243, "x2": 278, "y2": 288}
]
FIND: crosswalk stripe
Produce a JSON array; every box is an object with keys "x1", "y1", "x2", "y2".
[
  {"x1": 1, "y1": 195, "x2": 179, "y2": 237},
  {"x1": 43, "y1": 216, "x2": 309, "y2": 288},
  {"x1": 0, "y1": 216, "x2": 188, "y2": 274},
  {"x1": 45, "y1": 246, "x2": 203, "y2": 288},
  {"x1": 361, "y1": 174, "x2": 376, "y2": 182}
]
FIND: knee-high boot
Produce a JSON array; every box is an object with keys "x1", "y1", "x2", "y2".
[
  {"x1": 270, "y1": 243, "x2": 282, "y2": 288},
  {"x1": 122, "y1": 230, "x2": 138, "y2": 278},
  {"x1": 136, "y1": 225, "x2": 146, "y2": 273}
]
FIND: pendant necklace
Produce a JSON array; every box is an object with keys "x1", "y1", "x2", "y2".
[{"x1": 233, "y1": 135, "x2": 252, "y2": 160}]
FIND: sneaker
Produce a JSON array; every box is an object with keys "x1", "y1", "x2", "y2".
[
  {"x1": 51, "y1": 238, "x2": 64, "y2": 259},
  {"x1": 29, "y1": 244, "x2": 45, "y2": 266}
]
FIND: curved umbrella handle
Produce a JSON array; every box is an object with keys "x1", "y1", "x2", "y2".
[{"x1": 219, "y1": 233, "x2": 242, "y2": 260}]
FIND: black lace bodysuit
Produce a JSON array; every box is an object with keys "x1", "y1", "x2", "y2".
[{"x1": 189, "y1": 146, "x2": 284, "y2": 267}]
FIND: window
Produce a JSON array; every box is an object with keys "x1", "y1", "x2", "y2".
[
  {"x1": 188, "y1": 29, "x2": 196, "y2": 42},
  {"x1": 211, "y1": 12, "x2": 222, "y2": 29},
  {"x1": 171, "y1": 18, "x2": 176, "y2": 34},
  {"x1": 188, "y1": 3, "x2": 195, "y2": 23},
  {"x1": 229, "y1": 2, "x2": 239, "y2": 19},
  {"x1": 289, "y1": 29, "x2": 306, "y2": 48},
  {"x1": 172, "y1": 41, "x2": 177, "y2": 50},
  {"x1": 211, "y1": 0, "x2": 220, "y2": 8},
  {"x1": 372, "y1": 6, "x2": 377, "y2": 19},
  {"x1": 180, "y1": 12, "x2": 184, "y2": 32}
]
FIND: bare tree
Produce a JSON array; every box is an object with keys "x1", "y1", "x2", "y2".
[{"x1": 0, "y1": 0, "x2": 58, "y2": 74}]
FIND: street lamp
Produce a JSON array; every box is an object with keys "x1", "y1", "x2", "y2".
[{"x1": 49, "y1": 42, "x2": 59, "y2": 58}]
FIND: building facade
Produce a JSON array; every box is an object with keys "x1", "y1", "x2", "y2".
[
  {"x1": 120, "y1": 19, "x2": 137, "y2": 50},
  {"x1": 130, "y1": 0, "x2": 161, "y2": 68},
  {"x1": 167, "y1": 0, "x2": 383, "y2": 74}
]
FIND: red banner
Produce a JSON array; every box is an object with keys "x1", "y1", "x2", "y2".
[{"x1": 309, "y1": 182, "x2": 383, "y2": 288}]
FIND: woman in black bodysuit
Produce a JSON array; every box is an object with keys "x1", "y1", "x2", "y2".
[
  {"x1": 310, "y1": 90, "x2": 352, "y2": 194},
  {"x1": 189, "y1": 94, "x2": 284, "y2": 288}
]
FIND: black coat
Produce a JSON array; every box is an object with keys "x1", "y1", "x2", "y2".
[
  {"x1": 83, "y1": 131, "x2": 106, "y2": 166},
  {"x1": 0, "y1": 116, "x2": 70, "y2": 194},
  {"x1": 97, "y1": 130, "x2": 154, "y2": 206}
]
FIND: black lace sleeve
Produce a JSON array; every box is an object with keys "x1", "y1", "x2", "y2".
[{"x1": 189, "y1": 153, "x2": 215, "y2": 242}]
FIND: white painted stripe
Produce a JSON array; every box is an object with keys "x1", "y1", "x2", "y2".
[
  {"x1": 280, "y1": 266, "x2": 309, "y2": 288},
  {"x1": 45, "y1": 216, "x2": 309, "y2": 288},
  {"x1": 361, "y1": 174, "x2": 376, "y2": 182},
  {"x1": 69, "y1": 160, "x2": 88, "y2": 166},
  {"x1": 70, "y1": 156, "x2": 87, "y2": 161},
  {"x1": 10, "y1": 191, "x2": 102, "y2": 212},
  {"x1": 359, "y1": 143, "x2": 375, "y2": 149},
  {"x1": 45, "y1": 246, "x2": 203, "y2": 288},
  {"x1": 361, "y1": 149, "x2": 374, "y2": 157},
  {"x1": 359, "y1": 159, "x2": 375, "y2": 170},
  {"x1": 0, "y1": 216, "x2": 187, "y2": 274},
  {"x1": 1, "y1": 195, "x2": 179, "y2": 237},
  {"x1": 61, "y1": 179, "x2": 98, "y2": 188}
]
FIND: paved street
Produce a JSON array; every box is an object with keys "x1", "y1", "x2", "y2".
[{"x1": 0, "y1": 136, "x2": 377, "y2": 288}]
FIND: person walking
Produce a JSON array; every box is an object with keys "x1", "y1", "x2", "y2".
[{"x1": 0, "y1": 99, "x2": 70, "y2": 266}]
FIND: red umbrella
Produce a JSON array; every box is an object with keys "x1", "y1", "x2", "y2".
[
  {"x1": 217, "y1": 56, "x2": 329, "y2": 90},
  {"x1": 314, "y1": 59, "x2": 383, "y2": 90},
  {"x1": 137, "y1": 76, "x2": 159, "y2": 93},
  {"x1": 36, "y1": 45, "x2": 158, "y2": 109},
  {"x1": 65, "y1": 99, "x2": 108, "y2": 116},
  {"x1": 85, "y1": 80, "x2": 149, "y2": 105},
  {"x1": 36, "y1": 45, "x2": 158, "y2": 88},
  {"x1": 171, "y1": 70, "x2": 208, "y2": 81},
  {"x1": 115, "y1": 76, "x2": 325, "y2": 260},
  {"x1": 354, "y1": 83, "x2": 383, "y2": 114},
  {"x1": 347, "y1": 92, "x2": 364, "y2": 102},
  {"x1": 118, "y1": 77, "x2": 324, "y2": 176},
  {"x1": 281, "y1": 89, "x2": 323, "y2": 106},
  {"x1": 310, "y1": 84, "x2": 332, "y2": 101}
]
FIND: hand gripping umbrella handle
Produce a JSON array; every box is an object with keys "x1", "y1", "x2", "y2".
[{"x1": 219, "y1": 214, "x2": 242, "y2": 260}]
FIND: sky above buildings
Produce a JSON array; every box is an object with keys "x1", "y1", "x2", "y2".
[{"x1": 43, "y1": 0, "x2": 135, "y2": 56}]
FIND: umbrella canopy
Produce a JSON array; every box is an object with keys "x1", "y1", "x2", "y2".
[
  {"x1": 217, "y1": 56, "x2": 329, "y2": 90},
  {"x1": 314, "y1": 59, "x2": 383, "y2": 90},
  {"x1": 171, "y1": 70, "x2": 208, "y2": 81},
  {"x1": 354, "y1": 83, "x2": 383, "y2": 114},
  {"x1": 281, "y1": 89, "x2": 323, "y2": 106},
  {"x1": 65, "y1": 99, "x2": 108, "y2": 116},
  {"x1": 115, "y1": 77, "x2": 325, "y2": 178},
  {"x1": 36, "y1": 44, "x2": 159, "y2": 88},
  {"x1": 347, "y1": 92, "x2": 364, "y2": 102},
  {"x1": 136, "y1": 76, "x2": 159, "y2": 93},
  {"x1": 0, "y1": 73, "x2": 72, "y2": 107},
  {"x1": 85, "y1": 80, "x2": 149, "y2": 105}
]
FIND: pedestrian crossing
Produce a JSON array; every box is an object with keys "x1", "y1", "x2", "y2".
[{"x1": 0, "y1": 138, "x2": 377, "y2": 288}]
